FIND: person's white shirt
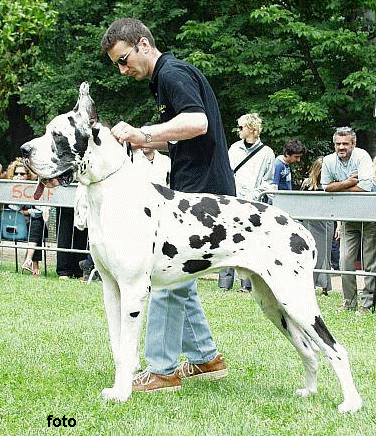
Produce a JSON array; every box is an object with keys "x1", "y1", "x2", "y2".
[{"x1": 229, "y1": 138, "x2": 276, "y2": 200}]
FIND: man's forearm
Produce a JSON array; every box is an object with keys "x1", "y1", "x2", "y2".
[{"x1": 325, "y1": 180, "x2": 364, "y2": 192}]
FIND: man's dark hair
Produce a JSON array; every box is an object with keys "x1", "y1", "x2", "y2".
[
  {"x1": 101, "y1": 18, "x2": 156, "y2": 54},
  {"x1": 283, "y1": 138, "x2": 306, "y2": 156}
]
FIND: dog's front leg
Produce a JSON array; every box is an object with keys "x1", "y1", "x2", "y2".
[{"x1": 101, "y1": 278, "x2": 149, "y2": 402}]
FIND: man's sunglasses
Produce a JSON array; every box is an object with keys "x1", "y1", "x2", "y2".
[{"x1": 113, "y1": 47, "x2": 136, "y2": 67}]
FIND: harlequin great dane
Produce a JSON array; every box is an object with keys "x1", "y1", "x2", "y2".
[{"x1": 21, "y1": 82, "x2": 362, "y2": 412}]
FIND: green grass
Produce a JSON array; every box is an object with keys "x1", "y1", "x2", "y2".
[{"x1": 0, "y1": 265, "x2": 375, "y2": 435}]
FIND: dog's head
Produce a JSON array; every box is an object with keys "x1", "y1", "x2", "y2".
[{"x1": 21, "y1": 82, "x2": 98, "y2": 199}]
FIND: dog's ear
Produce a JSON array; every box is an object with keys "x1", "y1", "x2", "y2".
[{"x1": 74, "y1": 82, "x2": 98, "y2": 125}]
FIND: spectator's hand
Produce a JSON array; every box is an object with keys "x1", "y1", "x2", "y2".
[
  {"x1": 346, "y1": 171, "x2": 358, "y2": 187},
  {"x1": 335, "y1": 221, "x2": 341, "y2": 240}
]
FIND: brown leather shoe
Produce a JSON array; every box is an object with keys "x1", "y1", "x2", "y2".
[
  {"x1": 175, "y1": 353, "x2": 228, "y2": 380},
  {"x1": 132, "y1": 370, "x2": 181, "y2": 392}
]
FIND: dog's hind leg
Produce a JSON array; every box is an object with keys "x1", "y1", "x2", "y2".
[
  {"x1": 250, "y1": 274, "x2": 320, "y2": 398},
  {"x1": 252, "y1": 273, "x2": 362, "y2": 412},
  {"x1": 304, "y1": 316, "x2": 362, "y2": 413}
]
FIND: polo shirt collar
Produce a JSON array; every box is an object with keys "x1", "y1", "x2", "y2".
[{"x1": 150, "y1": 52, "x2": 174, "y2": 93}]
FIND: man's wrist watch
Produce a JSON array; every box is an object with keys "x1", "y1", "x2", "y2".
[{"x1": 140, "y1": 127, "x2": 152, "y2": 143}]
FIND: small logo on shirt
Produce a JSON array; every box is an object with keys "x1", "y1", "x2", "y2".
[{"x1": 157, "y1": 105, "x2": 166, "y2": 114}]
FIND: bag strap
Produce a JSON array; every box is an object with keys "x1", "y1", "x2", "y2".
[{"x1": 233, "y1": 143, "x2": 264, "y2": 174}]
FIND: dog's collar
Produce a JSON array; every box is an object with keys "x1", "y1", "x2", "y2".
[{"x1": 89, "y1": 157, "x2": 127, "y2": 185}]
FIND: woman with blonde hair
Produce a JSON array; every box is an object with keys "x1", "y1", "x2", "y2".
[
  {"x1": 6, "y1": 158, "x2": 48, "y2": 276},
  {"x1": 219, "y1": 112, "x2": 275, "y2": 291}
]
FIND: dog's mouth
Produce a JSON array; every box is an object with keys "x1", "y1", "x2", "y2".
[{"x1": 34, "y1": 169, "x2": 75, "y2": 200}]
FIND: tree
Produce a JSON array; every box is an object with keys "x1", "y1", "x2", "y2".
[
  {"x1": 3, "y1": 0, "x2": 376, "y2": 180},
  {"x1": 176, "y1": 0, "x2": 376, "y2": 175},
  {"x1": 0, "y1": 0, "x2": 57, "y2": 164}
]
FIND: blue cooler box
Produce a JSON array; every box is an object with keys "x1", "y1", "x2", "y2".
[{"x1": 0, "y1": 209, "x2": 28, "y2": 241}]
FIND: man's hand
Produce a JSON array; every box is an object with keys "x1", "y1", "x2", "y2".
[{"x1": 111, "y1": 121, "x2": 145, "y2": 147}]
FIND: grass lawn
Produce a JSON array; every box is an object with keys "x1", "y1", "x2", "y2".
[{"x1": 0, "y1": 264, "x2": 375, "y2": 435}]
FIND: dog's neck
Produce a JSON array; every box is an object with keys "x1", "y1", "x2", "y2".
[{"x1": 77, "y1": 124, "x2": 130, "y2": 185}]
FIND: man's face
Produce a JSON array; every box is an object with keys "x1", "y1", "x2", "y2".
[
  {"x1": 285, "y1": 154, "x2": 303, "y2": 164},
  {"x1": 108, "y1": 40, "x2": 149, "y2": 81},
  {"x1": 334, "y1": 134, "x2": 355, "y2": 161}
]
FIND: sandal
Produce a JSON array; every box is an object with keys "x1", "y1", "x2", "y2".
[{"x1": 22, "y1": 258, "x2": 33, "y2": 273}]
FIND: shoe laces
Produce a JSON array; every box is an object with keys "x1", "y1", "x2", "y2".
[
  {"x1": 178, "y1": 361, "x2": 202, "y2": 378},
  {"x1": 133, "y1": 370, "x2": 152, "y2": 386}
]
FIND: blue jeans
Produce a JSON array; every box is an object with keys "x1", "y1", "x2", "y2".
[{"x1": 145, "y1": 280, "x2": 217, "y2": 375}]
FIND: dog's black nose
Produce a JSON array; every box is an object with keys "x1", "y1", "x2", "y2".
[{"x1": 20, "y1": 143, "x2": 32, "y2": 157}]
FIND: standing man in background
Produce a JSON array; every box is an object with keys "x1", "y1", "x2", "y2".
[{"x1": 321, "y1": 126, "x2": 376, "y2": 312}]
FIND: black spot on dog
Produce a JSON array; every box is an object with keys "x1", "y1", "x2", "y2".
[
  {"x1": 153, "y1": 183, "x2": 175, "y2": 200},
  {"x1": 183, "y1": 259, "x2": 212, "y2": 273},
  {"x1": 251, "y1": 202, "x2": 268, "y2": 212},
  {"x1": 189, "y1": 224, "x2": 226, "y2": 250},
  {"x1": 144, "y1": 207, "x2": 151, "y2": 217},
  {"x1": 203, "y1": 253, "x2": 213, "y2": 259},
  {"x1": 249, "y1": 214, "x2": 261, "y2": 227},
  {"x1": 130, "y1": 311, "x2": 140, "y2": 318},
  {"x1": 162, "y1": 241, "x2": 178, "y2": 258},
  {"x1": 68, "y1": 116, "x2": 76, "y2": 127},
  {"x1": 237, "y1": 198, "x2": 249, "y2": 205},
  {"x1": 234, "y1": 217, "x2": 240, "y2": 222},
  {"x1": 190, "y1": 197, "x2": 221, "y2": 228},
  {"x1": 152, "y1": 242, "x2": 155, "y2": 253},
  {"x1": 73, "y1": 127, "x2": 89, "y2": 158},
  {"x1": 53, "y1": 132, "x2": 74, "y2": 160},
  {"x1": 290, "y1": 233, "x2": 309, "y2": 254},
  {"x1": 218, "y1": 195, "x2": 231, "y2": 205},
  {"x1": 281, "y1": 315, "x2": 288, "y2": 330},
  {"x1": 245, "y1": 226, "x2": 252, "y2": 232},
  {"x1": 275, "y1": 259, "x2": 282, "y2": 266},
  {"x1": 209, "y1": 224, "x2": 226, "y2": 249},
  {"x1": 189, "y1": 235, "x2": 205, "y2": 249},
  {"x1": 294, "y1": 270, "x2": 299, "y2": 275},
  {"x1": 233, "y1": 233, "x2": 245, "y2": 243},
  {"x1": 92, "y1": 127, "x2": 101, "y2": 145},
  {"x1": 312, "y1": 316, "x2": 336, "y2": 350},
  {"x1": 178, "y1": 199, "x2": 190, "y2": 213},
  {"x1": 275, "y1": 215, "x2": 288, "y2": 225}
]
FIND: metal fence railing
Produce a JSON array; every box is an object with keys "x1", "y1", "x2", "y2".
[
  {"x1": 0, "y1": 180, "x2": 89, "y2": 274},
  {"x1": 265, "y1": 190, "x2": 376, "y2": 279}
]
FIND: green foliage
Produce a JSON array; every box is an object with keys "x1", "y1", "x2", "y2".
[
  {"x1": 0, "y1": 0, "x2": 57, "y2": 110},
  {"x1": 1, "y1": 0, "x2": 376, "y2": 177}
]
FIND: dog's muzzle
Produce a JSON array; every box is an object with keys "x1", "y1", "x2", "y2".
[{"x1": 20, "y1": 142, "x2": 75, "y2": 199}]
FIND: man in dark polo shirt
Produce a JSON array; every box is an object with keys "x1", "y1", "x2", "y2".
[{"x1": 102, "y1": 18, "x2": 235, "y2": 392}]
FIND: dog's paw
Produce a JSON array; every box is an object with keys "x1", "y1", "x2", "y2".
[
  {"x1": 296, "y1": 387, "x2": 316, "y2": 398},
  {"x1": 101, "y1": 387, "x2": 130, "y2": 402},
  {"x1": 337, "y1": 395, "x2": 362, "y2": 413}
]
